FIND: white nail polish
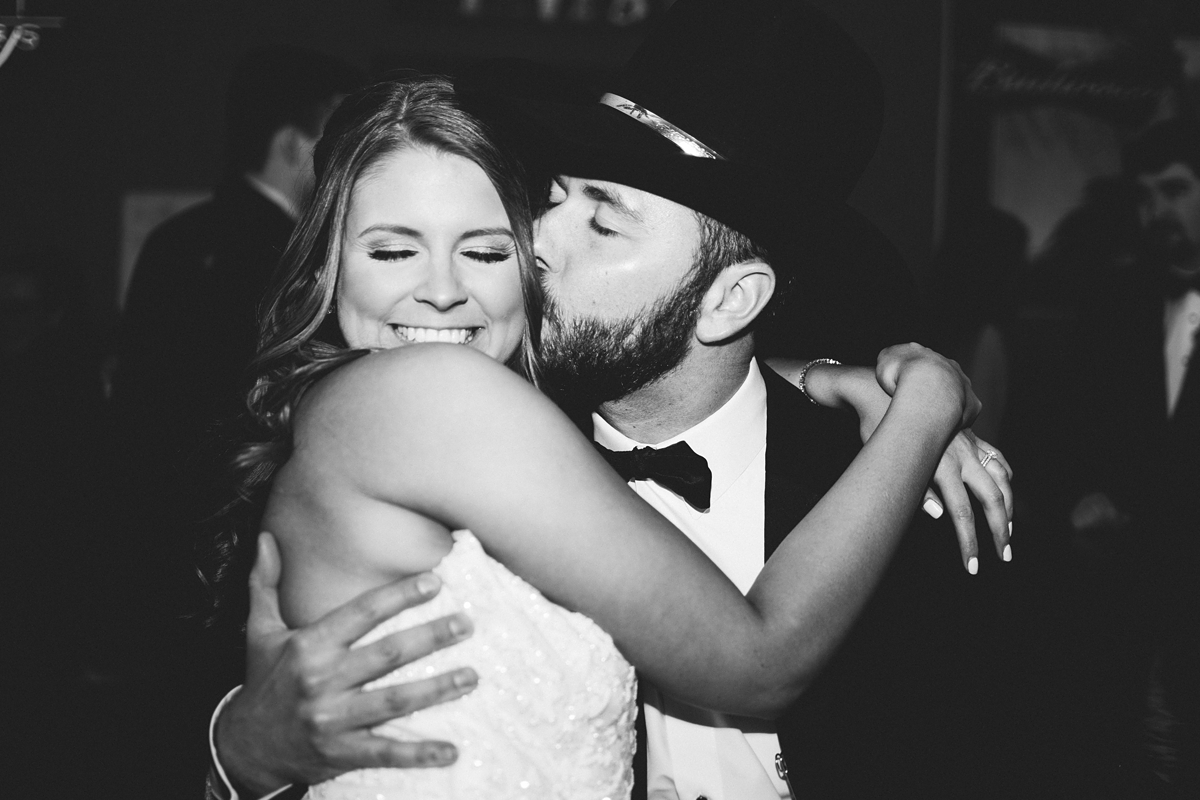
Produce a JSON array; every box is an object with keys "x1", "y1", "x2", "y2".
[
  {"x1": 923, "y1": 498, "x2": 944, "y2": 519},
  {"x1": 1008, "y1": 521, "x2": 1013, "y2": 538},
  {"x1": 967, "y1": 557, "x2": 978, "y2": 575},
  {"x1": 1003, "y1": 544, "x2": 1012, "y2": 562}
]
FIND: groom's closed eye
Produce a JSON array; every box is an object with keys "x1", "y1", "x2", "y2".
[{"x1": 580, "y1": 184, "x2": 643, "y2": 223}]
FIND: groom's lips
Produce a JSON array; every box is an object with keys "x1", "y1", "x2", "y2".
[{"x1": 388, "y1": 325, "x2": 481, "y2": 345}]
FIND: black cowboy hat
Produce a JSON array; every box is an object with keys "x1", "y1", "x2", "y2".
[{"x1": 456, "y1": 0, "x2": 892, "y2": 275}]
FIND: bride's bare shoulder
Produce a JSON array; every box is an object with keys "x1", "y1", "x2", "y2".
[
  {"x1": 300, "y1": 344, "x2": 539, "y2": 440},
  {"x1": 287, "y1": 344, "x2": 568, "y2": 530}
]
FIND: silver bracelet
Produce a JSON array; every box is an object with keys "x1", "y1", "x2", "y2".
[{"x1": 796, "y1": 358, "x2": 842, "y2": 406}]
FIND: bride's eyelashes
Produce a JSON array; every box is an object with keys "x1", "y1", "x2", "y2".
[
  {"x1": 366, "y1": 246, "x2": 515, "y2": 264},
  {"x1": 462, "y1": 247, "x2": 515, "y2": 264},
  {"x1": 369, "y1": 247, "x2": 418, "y2": 262}
]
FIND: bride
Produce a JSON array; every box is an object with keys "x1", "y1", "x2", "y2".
[{"x1": 212, "y1": 75, "x2": 1010, "y2": 799}]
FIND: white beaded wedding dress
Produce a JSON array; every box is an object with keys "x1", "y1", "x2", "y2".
[{"x1": 307, "y1": 531, "x2": 638, "y2": 800}]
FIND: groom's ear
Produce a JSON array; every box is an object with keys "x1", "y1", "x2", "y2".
[{"x1": 695, "y1": 260, "x2": 776, "y2": 344}]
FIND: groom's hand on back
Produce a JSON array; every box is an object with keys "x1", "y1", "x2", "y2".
[{"x1": 216, "y1": 532, "x2": 478, "y2": 796}]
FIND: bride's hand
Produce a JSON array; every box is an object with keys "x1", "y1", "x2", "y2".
[
  {"x1": 785, "y1": 346, "x2": 1014, "y2": 572},
  {"x1": 875, "y1": 343, "x2": 1012, "y2": 572},
  {"x1": 875, "y1": 342, "x2": 978, "y2": 429},
  {"x1": 926, "y1": 428, "x2": 1013, "y2": 572}
]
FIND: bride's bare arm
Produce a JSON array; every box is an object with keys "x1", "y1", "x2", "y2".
[
  {"x1": 768, "y1": 353, "x2": 1014, "y2": 565},
  {"x1": 300, "y1": 344, "x2": 965, "y2": 718}
]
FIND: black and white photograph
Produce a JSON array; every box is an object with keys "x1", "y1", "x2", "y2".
[{"x1": 2, "y1": 1, "x2": 1198, "y2": 797}]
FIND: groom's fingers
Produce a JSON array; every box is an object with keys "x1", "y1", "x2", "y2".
[
  {"x1": 309, "y1": 573, "x2": 449, "y2": 650},
  {"x1": 325, "y1": 731, "x2": 460, "y2": 772},
  {"x1": 335, "y1": 613, "x2": 475, "y2": 690},
  {"x1": 339, "y1": 670, "x2": 481, "y2": 730}
]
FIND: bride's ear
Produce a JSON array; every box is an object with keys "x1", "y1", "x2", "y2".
[{"x1": 695, "y1": 261, "x2": 776, "y2": 344}]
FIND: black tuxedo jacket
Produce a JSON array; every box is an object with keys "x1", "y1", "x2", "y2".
[
  {"x1": 1078, "y1": 266, "x2": 1200, "y2": 545},
  {"x1": 114, "y1": 177, "x2": 295, "y2": 461},
  {"x1": 111, "y1": 176, "x2": 296, "y2": 587},
  {"x1": 632, "y1": 366, "x2": 982, "y2": 799},
  {"x1": 107, "y1": 179, "x2": 296, "y2": 793}
]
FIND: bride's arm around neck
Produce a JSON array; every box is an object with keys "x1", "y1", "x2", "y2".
[{"x1": 271, "y1": 342, "x2": 962, "y2": 718}]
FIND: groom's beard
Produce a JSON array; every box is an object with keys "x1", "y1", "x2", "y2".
[{"x1": 538, "y1": 270, "x2": 709, "y2": 412}]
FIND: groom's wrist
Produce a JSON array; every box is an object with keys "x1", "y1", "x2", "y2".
[{"x1": 211, "y1": 687, "x2": 295, "y2": 800}]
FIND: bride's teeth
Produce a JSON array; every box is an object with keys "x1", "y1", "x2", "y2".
[{"x1": 396, "y1": 326, "x2": 475, "y2": 345}]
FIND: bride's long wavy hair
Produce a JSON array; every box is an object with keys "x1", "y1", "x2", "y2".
[{"x1": 201, "y1": 74, "x2": 541, "y2": 624}]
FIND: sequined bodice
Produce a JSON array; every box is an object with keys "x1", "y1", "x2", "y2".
[{"x1": 308, "y1": 531, "x2": 637, "y2": 800}]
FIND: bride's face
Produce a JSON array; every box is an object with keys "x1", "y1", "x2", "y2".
[{"x1": 336, "y1": 145, "x2": 525, "y2": 363}]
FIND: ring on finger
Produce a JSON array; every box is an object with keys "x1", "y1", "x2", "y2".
[{"x1": 979, "y1": 450, "x2": 998, "y2": 468}]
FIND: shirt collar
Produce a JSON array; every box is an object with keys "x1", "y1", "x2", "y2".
[
  {"x1": 243, "y1": 173, "x2": 299, "y2": 220},
  {"x1": 592, "y1": 359, "x2": 767, "y2": 504}
]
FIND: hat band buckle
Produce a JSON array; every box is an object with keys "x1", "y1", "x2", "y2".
[{"x1": 599, "y1": 93, "x2": 726, "y2": 161}]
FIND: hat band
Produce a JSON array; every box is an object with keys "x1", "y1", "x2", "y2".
[{"x1": 599, "y1": 93, "x2": 725, "y2": 160}]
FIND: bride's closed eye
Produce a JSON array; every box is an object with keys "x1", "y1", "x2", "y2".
[
  {"x1": 368, "y1": 247, "x2": 419, "y2": 262},
  {"x1": 462, "y1": 247, "x2": 515, "y2": 265}
]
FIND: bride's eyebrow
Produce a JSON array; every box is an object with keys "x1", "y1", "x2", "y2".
[
  {"x1": 358, "y1": 224, "x2": 421, "y2": 237},
  {"x1": 460, "y1": 227, "x2": 514, "y2": 239}
]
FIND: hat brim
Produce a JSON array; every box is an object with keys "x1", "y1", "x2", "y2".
[
  {"x1": 457, "y1": 58, "x2": 914, "y2": 337},
  {"x1": 458, "y1": 57, "x2": 902, "y2": 272},
  {"x1": 460, "y1": 59, "x2": 844, "y2": 248}
]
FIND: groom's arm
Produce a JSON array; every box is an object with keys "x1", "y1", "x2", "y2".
[{"x1": 210, "y1": 533, "x2": 479, "y2": 799}]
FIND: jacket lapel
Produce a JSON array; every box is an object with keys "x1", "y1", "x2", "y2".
[
  {"x1": 762, "y1": 365, "x2": 861, "y2": 558},
  {"x1": 632, "y1": 364, "x2": 860, "y2": 800}
]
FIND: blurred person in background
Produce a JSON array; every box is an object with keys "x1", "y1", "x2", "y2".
[
  {"x1": 102, "y1": 45, "x2": 363, "y2": 793},
  {"x1": 1037, "y1": 176, "x2": 1144, "y2": 313},
  {"x1": 1070, "y1": 117, "x2": 1200, "y2": 537},
  {"x1": 112, "y1": 46, "x2": 364, "y2": 526},
  {"x1": 1068, "y1": 117, "x2": 1200, "y2": 795},
  {"x1": 925, "y1": 206, "x2": 1027, "y2": 446}
]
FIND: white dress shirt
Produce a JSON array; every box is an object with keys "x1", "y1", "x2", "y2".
[
  {"x1": 1164, "y1": 289, "x2": 1200, "y2": 418},
  {"x1": 593, "y1": 359, "x2": 791, "y2": 800},
  {"x1": 243, "y1": 173, "x2": 299, "y2": 220}
]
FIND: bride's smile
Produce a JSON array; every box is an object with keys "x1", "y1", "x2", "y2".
[
  {"x1": 387, "y1": 325, "x2": 479, "y2": 345},
  {"x1": 336, "y1": 145, "x2": 526, "y2": 362}
]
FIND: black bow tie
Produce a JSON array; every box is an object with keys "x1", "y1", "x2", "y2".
[{"x1": 593, "y1": 440, "x2": 713, "y2": 512}]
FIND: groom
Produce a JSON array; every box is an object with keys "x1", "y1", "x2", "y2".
[{"x1": 210, "y1": 1, "x2": 1009, "y2": 798}]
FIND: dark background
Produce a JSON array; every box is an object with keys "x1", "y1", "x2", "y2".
[
  {"x1": 4, "y1": 1, "x2": 1200, "y2": 797},
  {"x1": 0, "y1": 0, "x2": 945, "y2": 321},
  {"x1": 6, "y1": 0, "x2": 1199, "y2": 321}
]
